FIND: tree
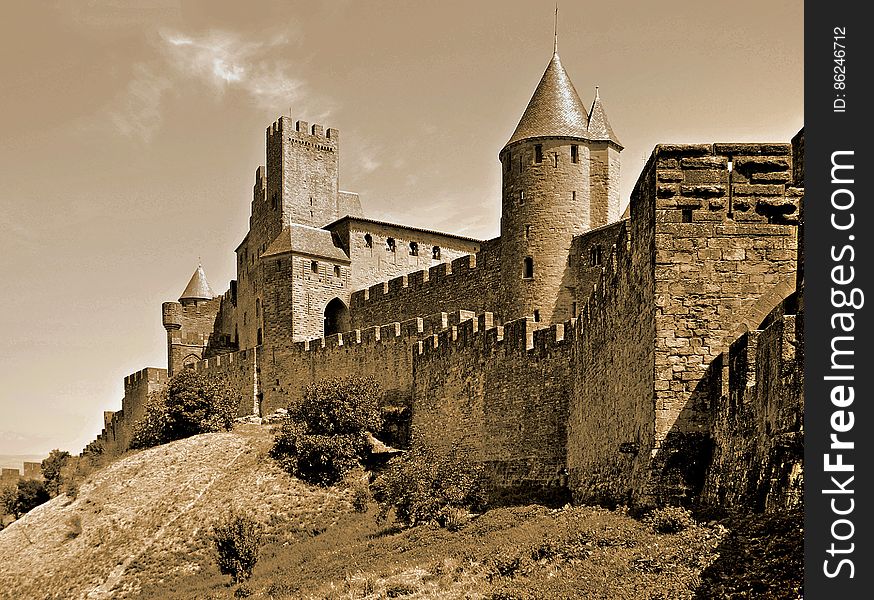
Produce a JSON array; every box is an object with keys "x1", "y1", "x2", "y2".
[
  {"x1": 4, "y1": 479, "x2": 51, "y2": 518},
  {"x1": 271, "y1": 376, "x2": 383, "y2": 486},
  {"x1": 1, "y1": 483, "x2": 18, "y2": 518},
  {"x1": 130, "y1": 370, "x2": 241, "y2": 449},
  {"x1": 41, "y1": 449, "x2": 71, "y2": 496}
]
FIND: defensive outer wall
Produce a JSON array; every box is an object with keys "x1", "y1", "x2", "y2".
[{"x1": 89, "y1": 136, "x2": 803, "y2": 512}]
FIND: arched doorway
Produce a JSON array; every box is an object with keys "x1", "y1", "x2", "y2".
[{"x1": 324, "y1": 297, "x2": 351, "y2": 336}]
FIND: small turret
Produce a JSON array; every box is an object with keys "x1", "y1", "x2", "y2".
[{"x1": 179, "y1": 264, "x2": 214, "y2": 305}]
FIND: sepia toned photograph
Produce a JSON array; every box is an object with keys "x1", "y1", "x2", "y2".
[{"x1": 1, "y1": 1, "x2": 808, "y2": 598}]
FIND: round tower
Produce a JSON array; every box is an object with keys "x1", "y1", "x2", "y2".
[{"x1": 499, "y1": 49, "x2": 621, "y2": 324}]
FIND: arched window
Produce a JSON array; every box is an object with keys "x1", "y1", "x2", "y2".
[
  {"x1": 311, "y1": 260, "x2": 319, "y2": 273},
  {"x1": 386, "y1": 237, "x2": 396, "y2": 252},
  {"x1": 535, "y1": 144, "x2": 543, "y2": 163},
  {"x1": 432, "y1": 246, "x2": 441, "y2": 260},
  {"x1": 334, "y1": 265, "x2": 341, "y2": 277},
  {"x1": 409, "y1": 241, "x2": 419, "y2": 256},
  {"x1": 364, "y1": 233, "x2": 373, "y2": 248},
  {"x1": 523, "y1": 256, "x2": 534, "y2": 279}
]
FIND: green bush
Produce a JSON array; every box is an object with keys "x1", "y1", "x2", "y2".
[
  {"x1": 371, "y1": 447, "x2": 487, "y2": 529},
  {"x1": 213, "y1": 510, "x2": 263, "y2": 584},
  {"x1": 271, "y1": 376, "x2": 383, "y2": 486},
  {"x1": 131, "y1": 371, "x2": 241, "y2": 449},
  {"x1": 647, "y1": 505, "x2": 695, "y2": 534}
]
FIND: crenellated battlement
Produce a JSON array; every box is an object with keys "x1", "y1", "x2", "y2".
[
  {"x1": 351, "y1": 254, "x2": 482, "y2": 307},
  {"x1": 414, "y1": 311, "x2": 576, "y2": 365},
  {"x1": 123, "y1": 367, "x2": 168, "y2": 390},
  {"x1": 266, "y1": 114, "x2": 338, "y2": 150},
  {"x1": 652, "y1": 143, "x2": 799, "y2": 225}
]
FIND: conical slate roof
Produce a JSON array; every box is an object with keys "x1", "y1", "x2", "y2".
[
  {"x1": 504, "y1": 51, "x2": 590, "y2": 149},
  {"x1": 179, "y1": 264, "x2": 214, "y2": 302},
  {"x1": 587, "y1": 87, "x2": 622, "y2": 147}
]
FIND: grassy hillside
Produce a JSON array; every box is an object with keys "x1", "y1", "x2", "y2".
[{"x1": 0, "y1": 425, "x2": 802, "y2": 599}]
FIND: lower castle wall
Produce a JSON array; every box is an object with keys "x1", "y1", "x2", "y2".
[
  {"x1": 195, "y1": 347, "x2": 260, "y2": 418},
  {"x1": 261, "y1": 311, "x2": 477, "y2": 416},
  {"x1": 412, "y1": 315, "x2": 574, "y2": 502},
  {"x1": 701, "y1": 296, "x2": 803, "y2": 512}
]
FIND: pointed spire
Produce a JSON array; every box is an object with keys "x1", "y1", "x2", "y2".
[
  {"x1": 553, "y1": 4, "x2": 559, "y2": 56},
  {"x1": 179, "y1": 263, "x2": 215, "y2": 303},
  {"x1": 587, "y1": 85, "x2": 622, "y2": 147},
  {"x1": 504, "y1": 51, "x2": 590, "y2": 149}
]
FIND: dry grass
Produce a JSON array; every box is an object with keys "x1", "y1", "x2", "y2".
[{"x1": 0, "y1": 426, "x2": 802, "y2": 600}]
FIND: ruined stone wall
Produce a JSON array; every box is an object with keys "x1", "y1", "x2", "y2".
[
  {"x1": 413, "y1": 314, "x2": 574, "y2": 501},
  {"x1": 262, "y1": 311, "x2": 475, "y2": 416},
  {"x1": 349, "y1": 240, "x2": 502, "y2": 330},
  {"x1": 701, "y1": 295, "x2": 803, "y2": 512},
  {"x1": 648, "y1": 143, "x2": 800, "y2": 504}
]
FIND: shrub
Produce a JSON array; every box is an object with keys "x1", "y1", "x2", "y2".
[
  {"x1": 5, "y1": 479, "x2": 51, "y2": 518},
  {"x1": 213, "y1": 510, "x2": 263, "y2": 584},
  {"x1": 131, "y1": 371, "x2": 241, "y2": 449},
  {"x1": 271, "y1": 376, "x2": 383, "y2": 486},
  {"x1": 647, "y1": 505, "x2": 695, "y2": 534},
  {"x1": 130, "y1": 390, "x2": 170, "y2": 449},
  {"x1": 371, "y1": 447, "x2": 487, "y2": 529},
  {"x1": 41, "y1": 449, "x2": 71, "y2": 497}
]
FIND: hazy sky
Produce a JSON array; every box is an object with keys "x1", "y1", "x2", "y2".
[{"x1": 0, "y1": 1, "x2": 802, "y2": 456}]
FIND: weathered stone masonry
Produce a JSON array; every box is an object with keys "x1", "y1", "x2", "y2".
[{"x1": 86, "y1": 45, "x2": 804, "y2": 515}]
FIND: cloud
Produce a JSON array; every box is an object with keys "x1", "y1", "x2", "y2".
[
  {"x1": 110, "y1": 27, "x2": 314, "y2": 142},
  {"x1": 159, "y1": 29, "x2": 307, "y2": 110},
  {"x1": 109, "y1": 63, "x2": 172, "y2": 142}
]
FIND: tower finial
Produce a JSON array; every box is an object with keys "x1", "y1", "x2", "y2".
[
  {"x1": 553, "y1": 3, "x2": 559, "y2": 55},
  {"x1": 595, "y1": 85, "x2": 600, "y2": 100}
]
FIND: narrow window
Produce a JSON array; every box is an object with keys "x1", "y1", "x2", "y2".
[
  {"x1": 257, "y1": 328, "x2": 263, "y2": 345},
  {"x1": 243, "y1": 312, "x2": 247, "y2": 326},
  {"x1": 520, "y1": 191, "x2": 525, "y2": 205},
  {"x1": 590, "y1": 246, "x2": 602, "y2": 266},
  {"x1": 533, "y1": 309, "x2": 541, "y2": 322},
  {"x1": 572, "y1": 191, "x2": 577, "y2": 202},
  {"x1": 255, "y1": 298, "x2": 260, "y2": 317},
  {"x1": 682, "y1": 208, "x2": 693, "y2": 223},
  {"x1": 524, "y1": 224, "x2": 531, "y2": 239},
  {"x1": 409, "y1": 241, "x2": 419, "y2": 256},
  {"x1": 523, "y1": 256, "x2": 534, "y2": 278},
  {"x1": 535, "y1": 144, "x2": 543, "y2": 163},
  {"x1": 553, "y1": 153, "x2": 558, "y2": 168},
  {"x1": 432, "y1": 246, "x2": 441, "y2": 260},
  {"x1": 364, "y1": 233, "x2": 373, "y2": 248},
  {"x1": 572, "y1": 301, "x2": 578, "y2": 316},
  {"x1": 571, "y1": 145, "x2": 579, "y2": 163},
  {"x1": 311, "y1": 260, "x2": 319, "y2": 273},
  {"x1": 386, "y1": 237, "x2": 396, "y2": 252},
  {"x1": 334, "y1": 265, "x2": 341, "y2": 277},
  {"x1": 276, "y1": 259, "x2": 282, "y2": 271}
]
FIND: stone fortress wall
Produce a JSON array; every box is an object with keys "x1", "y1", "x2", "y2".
[{"x1": 83, "y1": 47, "x2": 804, "y2": 513}]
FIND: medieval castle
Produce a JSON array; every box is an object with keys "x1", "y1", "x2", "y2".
[{"x1": 89, "y1": 46, "x2": 804, "y2": 511}]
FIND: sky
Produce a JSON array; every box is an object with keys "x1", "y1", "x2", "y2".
[{"x1": 0, "y1": 1, "x2": 802, "y2": 457}]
